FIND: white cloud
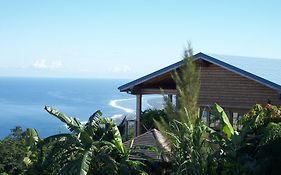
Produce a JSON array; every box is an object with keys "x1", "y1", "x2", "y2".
[
  {"x1": 33, "y1": 59, "x2": 63, "y2": 69},
  {"x1": 109, "y1": 65, "x2": 132, "y2": 73}
]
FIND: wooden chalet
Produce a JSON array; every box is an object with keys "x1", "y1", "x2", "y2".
[{"x1": 118, "y1": 52, "x2": 281, "y2": 136}]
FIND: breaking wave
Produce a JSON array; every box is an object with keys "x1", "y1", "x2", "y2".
[{"x1": 109, "y1": 98, "x2": 135, "y2": 114}]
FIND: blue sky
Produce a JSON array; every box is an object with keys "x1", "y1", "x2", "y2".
[{"x1": 0, "y1": 0, "x2": 281, "y2": 79}]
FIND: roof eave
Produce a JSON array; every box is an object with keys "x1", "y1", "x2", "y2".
[{"x1": 118, "y1": 52, "x2": 205, "y2": 92}]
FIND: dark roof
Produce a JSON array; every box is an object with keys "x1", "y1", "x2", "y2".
[
  {"x1": 118, "y1": 52, "x2": 281, "y2": 92},
  {"x1": 124, "y1": 129, "x2": 170, "y2": 162}
]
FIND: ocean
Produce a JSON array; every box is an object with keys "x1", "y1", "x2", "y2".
[{"x1": 0, "y1": 77, "x2": 163, "y2": 138}]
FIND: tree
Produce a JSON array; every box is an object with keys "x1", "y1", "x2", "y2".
[
  {"x1": 156, "y1": 44, "x2": 210, "y2": 175},
  {"x1": 0, "y1": 126, "x2": 39, "y2": 175}
]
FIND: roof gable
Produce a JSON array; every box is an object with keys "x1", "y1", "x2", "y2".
[{"x1": 119, "y1": 52, "x2": 281, "y2": 92}]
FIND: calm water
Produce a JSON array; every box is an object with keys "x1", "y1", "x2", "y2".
[{"x1": 0, "y1": 77, "x2": 163, "y2": 138}]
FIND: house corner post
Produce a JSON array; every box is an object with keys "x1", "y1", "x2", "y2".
[{"x1": 135, "y1": 94, "x2": 142, "y2": 136}]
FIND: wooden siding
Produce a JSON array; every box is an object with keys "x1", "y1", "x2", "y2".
[
  {"x1": 131, "y1": 61, "x2": 281, "y2": 111},
  {"x1": 198, "y1": 63, "x2": 281, "y2": 110}
]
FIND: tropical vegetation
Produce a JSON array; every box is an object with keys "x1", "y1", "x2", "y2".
[
  {"x1": 140, "y1": 109, "x2": 168, "y2": 134},
  {"x1": 0, "y1": 108, "x2": 147, "y2": 175},
  {"x1": 0, "y1": 126, "x2": 38, "y2": 175},
  {"x1": 205, "y1": 103, "x2": 281, "y2": 175}
]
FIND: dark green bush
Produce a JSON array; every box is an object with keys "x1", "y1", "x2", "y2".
[
  {"x1": 210, "y1": 104, "x2": 281, "y2": 175},
  {"x1": 140, "y1": 109, "x2": 168, "y2": 134},
  {"x1": 0, "y1": 127, "x2": 29, "y2": 175},
  {"x1": 240, "y1": 104, "x2": 281, "y2": 129}
]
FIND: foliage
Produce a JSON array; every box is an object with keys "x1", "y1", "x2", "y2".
[
  {"x1": 240, "y1": 103, "x2": 281, "y2": 129},
  {"x1": 254, "y1": 122, "x2": 281, "y2": 175},
  {"x1": 211, "y1": 104, "x2": 235, "y2": 139},
  {"x1": 209, "y1": 103, "x2": 281, "y2": 175},
  {"x1": 27, "y1": 107, "x2": 147, "y2": 175},
  {"x1": 243, "y1": 104, "x2": 281, "y2": 175},
  {"x1": 140, "y1": 109, "x2": 168, "y2": 133},
  {"x1": 156, "y1": 44, "x2": 210, "y2": 175},
  {"x1": 117, "y1": 116, "x2": 127, "y2": 139},
  {"x1": 208, "y1": 104, "x2": 254, "y2": 175},
  {"x1": 0, "y1": 126, "x2": 39, "y2": 175}
]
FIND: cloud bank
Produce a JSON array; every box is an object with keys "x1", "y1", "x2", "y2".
[{"x1": 33, "y1": 59, "x2": 63, "y2": 69}]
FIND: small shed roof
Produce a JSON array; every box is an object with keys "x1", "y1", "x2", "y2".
[
  {"x1": 118, "y1": 52, "x2": 281, "y2": 92},
  {"x1": 124, "y1": 129, "x2": 170, "y2": 161}
]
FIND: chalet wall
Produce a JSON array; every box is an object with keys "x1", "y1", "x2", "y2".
[{"x1": 198, "y1": 64, "x2": 281, "y2": 111}]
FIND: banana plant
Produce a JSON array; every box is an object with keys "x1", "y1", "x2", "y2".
[
  {"x1": 21, "y1": 128, "x2": 40, "y2": 167},
  {"x1": 32, "y1": 106, "x2": 146, "y2": 175},
  {"x1": 208, "y1": 103, "x2": 257, "y2": 175},
  {"x1": 211, "y1": 103, "x2": 235, "y2": 140}
]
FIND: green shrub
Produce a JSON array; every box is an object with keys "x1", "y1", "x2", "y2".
[
  {"x1": 0, "y1": 126, "x2": 38, "y2": 175},
  {"x1": 140, "y1": 109, "x2": 168, "y2": 133},
  {"x1": 210, "y1": 104, "x2": 281, "y2": 175},
  {"x1": 240, "y1": 104, "x2": 281, "y2": 129}
]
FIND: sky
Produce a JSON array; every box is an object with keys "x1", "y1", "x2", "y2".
[{"x1": 0, "y1": 0, "x2": 281, "y2": 79}]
